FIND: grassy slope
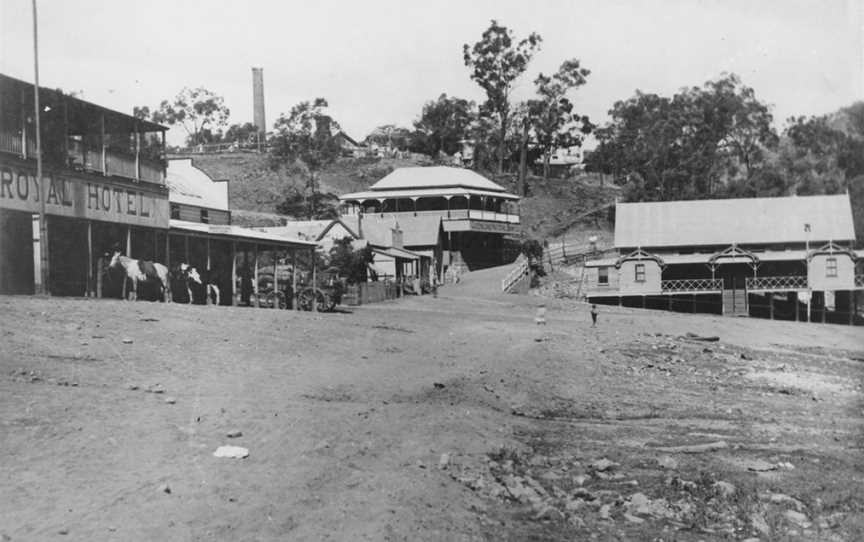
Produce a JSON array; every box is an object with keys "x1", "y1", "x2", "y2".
[{"x1": 183, "y1": 152, "x2": 620, "y2": 238}]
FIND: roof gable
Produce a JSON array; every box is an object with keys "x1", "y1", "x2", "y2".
[
  {"x1": 167, "y1": 158, "x2": 229, "y2": 211},
  {"x1": 615, "y1": 194, "x2": 856, "y2": 249}
]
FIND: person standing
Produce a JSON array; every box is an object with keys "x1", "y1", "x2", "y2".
[{"x1": 590, "y1": 304, "x2": 598, "y2": 327}]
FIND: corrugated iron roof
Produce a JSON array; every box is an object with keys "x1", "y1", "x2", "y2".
[
  {"x1": 170, "y1": 220, "x2": 317, "y2": 247},
  {"x1": 358, "y1": 214, "x2": 442, "y2": 247},
  {"x1": 340, "y1": 187, "x2": 519, "y2": 201},
  {"x1": 615, "y1": 194, "x2": 855, "y2": 249},
  {"x1": 368, "y1": 166, "x2": 510, "y2": 192}
]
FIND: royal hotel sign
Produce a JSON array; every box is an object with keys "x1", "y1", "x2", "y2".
[{"x1": 0, "y1": 159, "x2": 169, "y2": 228}]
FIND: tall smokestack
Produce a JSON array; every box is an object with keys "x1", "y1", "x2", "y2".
[{"x1": 251, "y1": 67, "x2": 266, "y2": 137}]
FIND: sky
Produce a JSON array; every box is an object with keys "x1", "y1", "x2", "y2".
[{"x1": 1, "y1": 0, "x2": 862, "y2": 147}]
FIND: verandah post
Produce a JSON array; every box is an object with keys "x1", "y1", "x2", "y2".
[
  {"x1": 230, "y1": 241, "x2": 237, "y2": 306},
  {"x1": 292, "y1": 249, "x2": 298, "y2": 311},
  {"x1": 86, "y1": 221, "x2": 93, "y2": 297},
  {"x1": 253, "y1": 243, "x2": 259, "y2": 308}
]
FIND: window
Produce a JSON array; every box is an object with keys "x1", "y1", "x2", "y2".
[
  {"x1": 826, "y1": 257, "x2": 838, "y2": 278},
  {"x1": 200, "y1": 209, "x2": 209, "y2": 224},
  {"x1": 635, "y1": 263, "x2": 646, "y2": 282},
  {"x1": 598, "y1": 266, "x2": 609, "y2": 285},
  {"x1": 170, "y1": 204, "x2": 180, "y2": 220}
]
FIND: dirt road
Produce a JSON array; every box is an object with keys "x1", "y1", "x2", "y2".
[{"x1": 1, "y1": 286, "x2": 862, "y2": 541}]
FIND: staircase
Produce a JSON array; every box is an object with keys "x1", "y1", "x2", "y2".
[{"x1": 722, "y1": 289, "x2": 748, "y2": 316}]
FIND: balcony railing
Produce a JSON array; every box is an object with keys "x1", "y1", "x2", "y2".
[
  {"x1": 2, "y1": 131, "x2": 165, "y2": 184},
  {"x1": 746, "y1": 275, "x2": 807, "y2": 291},
  {"x1": 856, "y1": 274, "x2": 864, "y2": 288},
  {"x1": 372, "y1": 208, "x2": 520, "y2": 224},
  {"x1": 662, "y1": 278, "x2": 723, "y2": 293},
  {"x1": 0, "y1": 132, "x2": 22, "y2": 155}
]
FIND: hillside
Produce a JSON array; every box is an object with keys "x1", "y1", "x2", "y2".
[{"x1": 182, "y1": 152, "x2": 620, "y2": 239}]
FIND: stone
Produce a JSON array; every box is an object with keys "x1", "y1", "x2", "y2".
[
  {"x1": 540, "y1": 471, "x2": 561, "y2": 481},
  {"x1": 573, "y1": 474, "x2": 589, "y2": 486},
  {"x1": 654, "y1": 441, "x2": 728, "y2": 454},
  {"x1": 534, "y1": 504, "x2": 564, "y2": 522},
  {"x1": 590, "y1": 458, "x2": 618, "y2": 472},
  {"x1": 657, "y1": 455, "x2": 679, "y2": 470},
  {"x1": 126, "y1": 384, "x2": 139, "y2": 391},
  {"x1": 568, "y1": 515, "x2": 586, "y2": 528},
  {"x1": 58, "y1": 528, "x2": 69, "y2": 535},
  {"x1": 769, "y1": 493, "x2": 805, "y2": 511},
  {"x1": 164, "y1": 397, "x2": 177, "y2": 405},
  {"x1": 565, "y1": 498, "x2": 585, "y2": 512},
  {"x1": 750, "y1": 513, "x2": 770, "y2": 535},
  {"x1": 226, "y1": 430, "x2": 243, "y2": 438},
  {"x1": 599, "y1": 504, "x2": 612, "y2": 520},
  {"x1": 213, "y1": 445, "x2": 249, "y2": 459},
  {"x1": 713, "y1": 481, "x2": 736, "y2": 497},
  {"x1": 624, "y1": 513, "x2": 645, "y2": 524},
  {"x1": 122, "y1": 338, "x2": 133, "y2": 344},
  {"x1": 438, "y1": 453, "x2": 450, "y2": 470},
  {"x1": 784, "y1": 510, "x2": 811, "y2": 528},
  {"x1": 159, "y1": 483, "x2": 171, "y2": 494}
]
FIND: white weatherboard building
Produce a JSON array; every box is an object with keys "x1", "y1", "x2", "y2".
[
  {"x1": 584, "y1": 194, "x2": 864, "y2": 324},
  {"x1": 339, "y1": 166, "x2": 521, "y2": 273}
]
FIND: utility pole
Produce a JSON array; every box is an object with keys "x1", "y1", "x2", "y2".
[
  {"x1": 805, "y1": 223, "x2": 811, "y2": 322},
  {"x1": 33, "y1": 0, "x2": 48, "y2": 295}
]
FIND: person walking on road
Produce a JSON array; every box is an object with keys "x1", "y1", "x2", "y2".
[{"x1": 590, "y1": 304, "x2": 598, "y2": 327}]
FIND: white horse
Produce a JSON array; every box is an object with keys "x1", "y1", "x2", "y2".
[{"x1": 109, "y1": 251, "x2": 170, "y2": 302}]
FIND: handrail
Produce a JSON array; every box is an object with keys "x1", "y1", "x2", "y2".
[
  {"x1": 501, "y1": 254, "x2": 529, "y2": 292},
  {"x1": 661, "y1": 278, "x2": 723, "y2": 292},
  {"x1": 745, "y1": 275, "x2": 807, "y2": 291}
]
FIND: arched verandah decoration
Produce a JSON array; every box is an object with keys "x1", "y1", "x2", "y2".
[
  {"x1": 614, "y1": 247, "x2": 665, "y2": 269},
  {"x1": 806, "y1": 241, "x2": 857, "y2": 262},
  {"x1": 705, "y1": 244, "x2": 761, "y2": 280}
]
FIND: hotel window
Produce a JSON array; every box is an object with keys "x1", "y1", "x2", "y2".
[
  {"x1": 598, "y1": 266, "x2": 609, "y2": 285},
  {"x1": 635, "y1": 263, "x2": 646, "y2": 282},
  {"x1": 170, "y1": 204, "x2": 180, "y2": 220},
  {"x1": 826, "y1": 257, "x2": 838, "y2": 277},
  {"x1": 200, "y1": 209, "x2": 209, "y2": 224}
]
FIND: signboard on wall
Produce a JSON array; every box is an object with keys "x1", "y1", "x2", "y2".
[
  {"x1": 443, "y1": 219, "x2": 521, "y2": 234},
  {"x1": 0, "y1": 160, "x2": 169, "y2": 228}
]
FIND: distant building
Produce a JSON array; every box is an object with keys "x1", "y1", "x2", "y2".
[
  {"x1": 339, "y1": 166, "x2": 521, "y2": 274},
  {"x1": 584, "y1": 194, "x2": 864, "y2": 324}
]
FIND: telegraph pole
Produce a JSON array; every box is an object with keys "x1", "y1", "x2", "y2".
[{"x1": 33, "y1": 0, "x2": 49, "y2": 295}]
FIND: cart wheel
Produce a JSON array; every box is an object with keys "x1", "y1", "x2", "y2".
[{"x1": 298, "y1": 288, "x2": 315, "y2": 311}]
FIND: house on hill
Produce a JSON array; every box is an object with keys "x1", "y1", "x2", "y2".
[
  {"x1": 583, "y1": 194, "x2": 864, "y2": 324},
  {"x1": 339, "y1": 166, "x2": 520, "y2": 274}
]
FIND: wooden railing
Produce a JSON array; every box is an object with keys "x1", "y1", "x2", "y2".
[
  {"x1": 0, "y1": 132, "x2": 22, "y2": 155},
  {"x1": 501, "y1": 254, "x2": 529, "y2": 292},
  {"x1": 662, "y1": 278, "x2": 723, "y2": 293},
  {"x1": 746, "y1": 275, "x2": 807, "y2": 291}
]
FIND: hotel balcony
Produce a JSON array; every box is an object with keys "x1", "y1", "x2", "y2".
[{"x1": 0, "y1": 73, "x2": 167, "y2": 186}]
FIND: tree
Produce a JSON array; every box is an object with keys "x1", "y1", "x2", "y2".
[
  {"x1": 144, "y1": 87, "x2": 230, "y2": 147},
  {"x1": 224, "y1": 122, "x2": 259, "y2": 145},
  {"x1": 590, "y1": 74, "x2": 778, "y2": 201},
  {"x1": 365, "y1": 124, "x2": 415, "y2": 151},
  {"x1": 464, "y1": 20, "x2": 542, "y2": 174},
  {"x1": 412, "y1": 94, "x2": 476, "y2": 157},
  {"x1": 270, "y1": 98, "x2": 342, "y2": 219},
  {"x1": 527, "y1": 59, "x2": 594, "y2": 182},
  {"x1": 275, "y1": 189, "x2": 340, "y2": 220},
  {"x1": 328, "y1": 237, "x2": 374, "y2": 284}
]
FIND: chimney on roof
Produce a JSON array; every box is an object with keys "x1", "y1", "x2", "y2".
[{"x1": 251, "y1": 67, "x2": 266, "y2": 137}]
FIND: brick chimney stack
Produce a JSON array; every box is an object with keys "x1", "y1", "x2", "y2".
[{"x1": 251, "y1": 67, "x2": 266, "y2": 137}]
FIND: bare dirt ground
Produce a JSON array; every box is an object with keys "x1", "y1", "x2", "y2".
[{"x1": 1, "y1": 278, "x2": 862, "y2": 541}]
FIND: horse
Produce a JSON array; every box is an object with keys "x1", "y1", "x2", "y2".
[
  {"x1": 108, "y1": 251, "x2": 170, "y2": 302},
  {"x1": 172, "y1": 263, "x2": 220, "y2": 305}
]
